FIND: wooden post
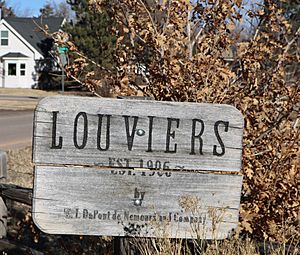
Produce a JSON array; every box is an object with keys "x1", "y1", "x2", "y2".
[
  {"x1": 0, "y1": 151, "x2": 7, "y2": 179},
  {"x1": 0, "y1": 198, "x2": 7, "y2": 238}
]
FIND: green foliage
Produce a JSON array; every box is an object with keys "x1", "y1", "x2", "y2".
[{"x1": 64, "y1": 0, "x2": 116, "y2": 68}]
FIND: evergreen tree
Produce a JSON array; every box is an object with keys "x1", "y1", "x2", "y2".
[
  {"x1": 40, "y1": 3, "x2": 54, "y2": 18},
  {"x1": 64, "y1": 0, "x2": 116, "y2": 68},
  {"x1": 40, "y1": 1, "x2": 74, "y2": 20}
]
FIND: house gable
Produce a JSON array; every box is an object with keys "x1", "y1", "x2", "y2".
[
  {"x1": 0, "y1": 19, "x2": 42, "y2": 59},
  {"x1": 4, "y1": 17, "x2": 64, "y2": 57},
  {"x1": 0, "y1": 17, "x2": 64, "y2": 88}
]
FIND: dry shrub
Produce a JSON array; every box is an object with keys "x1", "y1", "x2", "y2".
[
  {"x1": 204, "y1": 238, "x2": 259, "y2": 255},
  {"x1": 7, "y1": 147, "x2": 34, "y2": 188},
  {"x1": 46, "y1": 0, "x2": 299, "y2": 246}
]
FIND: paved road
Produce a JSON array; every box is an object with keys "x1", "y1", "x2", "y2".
[{"x1": 0, "y1": 110, "x2": 34, "y2": 150}]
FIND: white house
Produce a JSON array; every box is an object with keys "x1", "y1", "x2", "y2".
[{"x1": 0, "y1": 17, "x2": 64, "y2": 88}]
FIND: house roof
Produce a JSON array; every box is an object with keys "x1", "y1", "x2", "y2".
[
  {"x1": 4, "y1": 17, "x2": 64, "y2": 56},
  {"x1": 1, "y1": 52, "x2": 29, "y2": 58}
]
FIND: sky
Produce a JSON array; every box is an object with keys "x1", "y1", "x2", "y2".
[{"x1": 7, "y1": 0, "x2": 65, "y2": 17}]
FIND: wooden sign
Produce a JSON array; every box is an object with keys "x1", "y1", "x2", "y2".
[
  {"x1": 32, "y1": 96, "x2": 244, "y2": 239},
  {"x1": 33, "y1": 96, "x2": 243, "y2": 172},
  {"x1": 33, "y1": 166, "x2": 242, "y2": 239}
]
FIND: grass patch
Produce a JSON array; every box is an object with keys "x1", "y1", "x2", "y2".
[
  {"x1": 0, "y1": 88, "x2": 58, "y2": 97},
  {"x1": 0, "y1": 88, "x2": 59, "y2": 110},
  {"x1": 0, "y1": 88, "x2": 90, "y2": 110},
  {"x1": 0, "y1": 99, "x2": 38, "y2": 110}
]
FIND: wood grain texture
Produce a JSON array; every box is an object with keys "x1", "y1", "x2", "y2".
[
  {"x1": 32, "y1": 166, "x2": 243, "y2": 239},
  {"x1": 0, "y1": 198, "x2": 7, "y2": 238},
  {"x1": 33, "y1": 96, "x2": 244, "y2": 172},
  {"x1": 1, "y1": 188, "x2": 32, "y2": 205},
  {"x1": 0, "y1": 151, "x2": 7, "y2": 179}
]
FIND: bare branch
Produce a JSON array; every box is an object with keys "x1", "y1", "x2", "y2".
[
  {"x1": 187, "y1": 10, "x2": 193, "y2": 60},
  {"x1": 138, "y1": 0, "x2": 158, "y2": 36},
  {"x1": 276, "y1": 26, "x2": 300, "y2": 70},
  {"x1": 161, "y1": 0, "x2": 172, "y2": 36},
  {"x1": 191, "y1": 23, "x2": 206, "y2": 49}
]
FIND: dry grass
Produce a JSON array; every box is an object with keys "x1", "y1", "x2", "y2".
[
  {"x1": 0, "y1": 88, "x2": 89, "y2": 110},
  {"x1": 0, "y1": 99, "x2": 38, "y2": 110},
  {"x1": 0, "y1": 88, "x2": 58, "y2": 110},
  {"x1": 6, "y1": 146, "x2": 34, "y2": 188},
  {"x1": 128, "y1": 195, "x2": 299, "y2": 255},
  {"x1": 0, "y1": 88, "x2": 58, "y2": 97},
  {"x1": 124, "y1": 236, "x2": 299, "y2": 255}
]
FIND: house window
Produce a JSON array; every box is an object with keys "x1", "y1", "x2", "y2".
[
  {"x1": 0, "y1": 31, "x2": 8, "y2": 46},
  {"x1": 8, "y1": 63, "x2": 16, "y2": 76},
  {"x1": 20, "y1": 63, "x2": 26, "y2": 76}
]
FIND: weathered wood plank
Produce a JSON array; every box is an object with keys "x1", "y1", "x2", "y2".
[
  {"x1": 32, "y1": 166, "x2": 243, "y2": 239},
  {"x1": 0, "y1": 198, "x2": 7, "y2": 238},
  {"x1": 2, "y1": 188, "x2": 32, "y2": 205},
  {"x1": 33, "y1": 96, "x2": 244, "y2": 172},
  {"x1": 0, "y1": 151, "x2": 7, "y2": 179}
]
